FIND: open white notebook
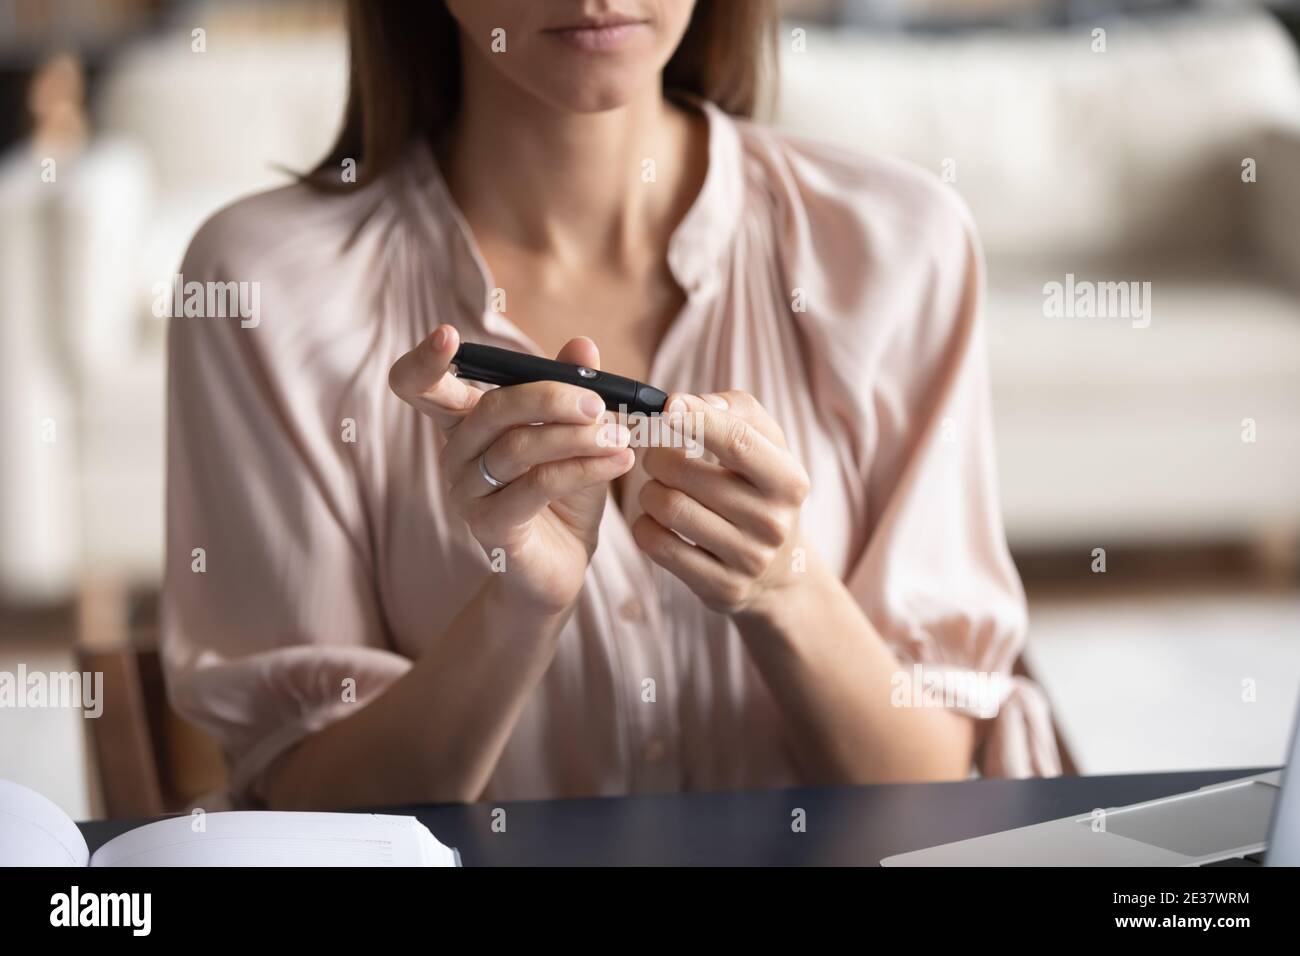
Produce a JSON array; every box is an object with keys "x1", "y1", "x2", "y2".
[{"x1": 0, "y1": 779, "x2": 460, "y2": 867}]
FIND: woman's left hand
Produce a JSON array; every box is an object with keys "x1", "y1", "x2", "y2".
[{"x1": 632, "y1": 391, "x2": 812, "y2": 618}]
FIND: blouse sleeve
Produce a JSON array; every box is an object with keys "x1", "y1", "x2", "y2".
[
  {"x1": 842, "y1": 190, "x2": 1062, "y2": 779},
  {"x1": 160, "y1": 202, "x2": 412, "y2": 806}
]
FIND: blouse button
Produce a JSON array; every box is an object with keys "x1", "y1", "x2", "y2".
[{"x1": 619, "y1": 598, "x2": 646, "y2": 623}]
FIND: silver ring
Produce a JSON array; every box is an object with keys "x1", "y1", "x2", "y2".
[{"x1": 478, "y1": 452, "x2": 508, "y2": 490}]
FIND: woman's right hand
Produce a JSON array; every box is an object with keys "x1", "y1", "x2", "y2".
[{"x1": 388, "y1": 324, "x2": 635, "y2": 613}]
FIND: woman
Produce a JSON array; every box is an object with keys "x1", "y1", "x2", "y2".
[{"x1": 163, "y1": 0, "x2": 1060, "y2": 810}]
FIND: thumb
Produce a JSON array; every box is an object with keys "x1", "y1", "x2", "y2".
[{"x1": 556, "y1": 336, "x2": 600, "y2": 372}]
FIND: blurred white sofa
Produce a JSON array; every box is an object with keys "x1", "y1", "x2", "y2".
[
  {"x1": 0, "y1": 139, "x2": 156, "y2": 601},
  {"x1": 2, "y1": 11, "x2": 1299, "y2": 602},
  {"x1": 776, "y1": 11, "x2": 1300, "y2": 549},
  {"x1": 0, "y1": 29, "x2": 346, "y2": 602}
]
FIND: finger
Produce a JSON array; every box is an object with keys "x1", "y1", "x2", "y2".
[
  {"x1": 555, "y1": 336, "x2": 600, "y2": 372},
  {"x1": 638, "y1": 479, "x2": 771, "y2": 576},
  {"x1": 697, "y1": 390, "x2": 787, "y2": 446},
  {"x1": 631, "y1": 514, "x2": 749, "y2": 609},
  {"x1": 443, "y1": 380, "x2": 608, "y2": 476},
  {"x1": 641, "y1": 447, "x2": 789, "y2": 546},
  {"x1": 387, "y1": 324, "x2": 481, "y2": 429},
  {"x1": 454, "y1": 421, "x2": 631, "y2": 503},
  {"x1": 474, "y1": 449, "x2": 635, "y2": 534},
  {"x1": 661, "y1": 393, "x2": 796, "y2": 497}
]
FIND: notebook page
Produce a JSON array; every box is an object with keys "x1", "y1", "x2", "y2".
[
  {"x1": 414, "y1": 819, "x2": 461, "y2": 867},
  {"x1": 89, "y1": 811, "x2": 454, "y2": 867},
  {"x1": 0, "y1": 779, "x2": 90, "y2": 867}
]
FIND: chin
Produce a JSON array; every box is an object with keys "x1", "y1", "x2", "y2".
[{"x1": 530, "y1": 67, "x2": 657, "y2": 114}]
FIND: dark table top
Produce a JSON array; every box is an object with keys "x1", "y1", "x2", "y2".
[{"x1": 78, "y1": 767, "x2": 1268, "y2": 865}]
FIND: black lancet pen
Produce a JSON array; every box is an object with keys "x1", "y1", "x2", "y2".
[{"x1": 452, "y1": 342, "x2": 669, "y2": 416}]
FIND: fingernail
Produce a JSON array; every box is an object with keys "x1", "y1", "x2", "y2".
[
  {"x1": 432, "y1": 326, "x2": 449, "y2": 350},
  {"x1": 599, "y1": 423, "x2": 630, "y2": 447},
  {"x1": 667, "y1": 397, "x2": 687, "y2": 416},
  {"x1": 701, "y1": 393, "x2": 728, "y2": 409},
  {"x1": 580, "y1": 393, "x2": 606, "y2": 419}
]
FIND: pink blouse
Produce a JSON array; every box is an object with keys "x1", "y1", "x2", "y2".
[{"x1": 162, "y1": 101, "x2": 1061, "y2": 807}]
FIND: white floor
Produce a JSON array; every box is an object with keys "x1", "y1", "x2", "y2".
[
  {"x1": 1026, "y1": 591, "x2": 1300, "y2": 774},
  {"x1": 0, "y1": 643, "x2": 91, "y2": 820}
]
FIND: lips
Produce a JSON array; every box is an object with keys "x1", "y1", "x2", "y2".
[{"x1": 543, "y1": 18, "x2": 650, "y2": 52}]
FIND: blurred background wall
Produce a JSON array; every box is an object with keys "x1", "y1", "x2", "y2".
[{"x1": 1, "y1": 0, "x2": 1298, "y2": 818}]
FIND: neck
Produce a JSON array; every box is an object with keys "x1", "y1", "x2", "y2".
[{"x1": 440, "y1": 45, "x2": 702, "y2": 267}]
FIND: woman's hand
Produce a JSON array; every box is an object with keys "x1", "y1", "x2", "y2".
[
  {"x1": 632, "y1": 391, "x2": 812, "y2": 618},
  {"x1": 388, "y1": 324, "x2": 635, "y2": 613}
]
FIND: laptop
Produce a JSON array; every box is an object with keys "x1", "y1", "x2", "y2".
[{"x1": 881, "y1": 696, "x2": 1300, "y2": 867}]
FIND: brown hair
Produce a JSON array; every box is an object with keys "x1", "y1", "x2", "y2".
[{"x1": 310, "y1": 0, "x2": 777, "y2": 188}]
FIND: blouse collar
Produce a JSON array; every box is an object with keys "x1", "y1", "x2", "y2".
[{"x1": 401, "y1": 98, "x2": 744, "y2": 343}]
